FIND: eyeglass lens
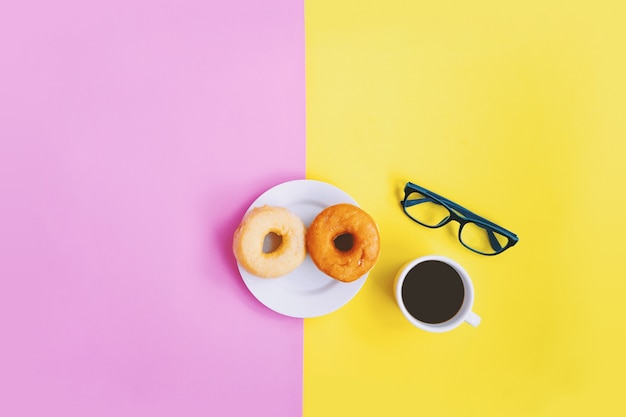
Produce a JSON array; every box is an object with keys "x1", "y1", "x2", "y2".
[
  {"x1": 459, "y1": 223, "x2": 509, "y2": 255},
  {"x1": 403, "y1": 190, "x2": 450, "y2": 227}
]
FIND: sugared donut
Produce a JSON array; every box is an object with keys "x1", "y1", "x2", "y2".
[
  {"x1": 233, "y1": 205, "x2": 307, "y2": 278},
  {"x1": 306, "y1": 203, "x2": 381, "y2": 283}
]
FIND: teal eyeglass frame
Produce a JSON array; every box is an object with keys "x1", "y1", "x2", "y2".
[{"x1": 401, "y1": 182, "x2": 519, "y2": 255}]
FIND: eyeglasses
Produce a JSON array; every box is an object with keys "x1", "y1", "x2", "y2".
[{"x1": 401, "y1": 182, "x2": 519, "y2": 255}]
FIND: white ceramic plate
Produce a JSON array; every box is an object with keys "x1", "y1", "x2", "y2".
[{"x1": 237, "y1": 179, "x2": 369, "y2": 318}]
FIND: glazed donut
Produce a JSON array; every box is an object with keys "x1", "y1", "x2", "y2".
[
  {"x1": 233, "y1": 205, "x2": 307, "y2": 278},
  {"x1": 306, "y1": 203, "x2": 381, "y2": 283}
]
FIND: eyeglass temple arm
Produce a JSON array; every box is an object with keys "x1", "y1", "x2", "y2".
[
  {"x1": 487, "y1": 228, "x2": 504, "y2": 251},
  {"x1": 402, "y1": 197, "x2": 430, "y2": 208},
  {"x1": 447, "y1": 199, "x2": 517, "y2": 239}
]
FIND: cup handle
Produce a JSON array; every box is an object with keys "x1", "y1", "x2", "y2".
[{"x1": 465, "y1": 311, "x2": 481, "y2": 327}]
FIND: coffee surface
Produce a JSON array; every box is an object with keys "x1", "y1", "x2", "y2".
[{"x1": 401, "y1": 260, "x2": 465, "y2": 324}]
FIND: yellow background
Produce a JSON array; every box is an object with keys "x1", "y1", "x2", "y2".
[{"x1": 304, "y1": 1, "x2": 626, "y2": 416}]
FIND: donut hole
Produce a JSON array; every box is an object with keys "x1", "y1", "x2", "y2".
[
  {"x1": 263, "y1": 232, "x2": 283, "y2": 254},
  {"x1": 333, "y1": 233, "x2": 354, "y2": 252}
]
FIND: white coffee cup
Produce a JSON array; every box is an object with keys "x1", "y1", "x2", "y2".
[{"x1": 394, "y1": 255, "x2": 481, "y2": 332}]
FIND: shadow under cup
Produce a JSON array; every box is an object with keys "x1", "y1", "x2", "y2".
[{"x1": 394, "y1": 256, "x2": 480, "y2": 332}]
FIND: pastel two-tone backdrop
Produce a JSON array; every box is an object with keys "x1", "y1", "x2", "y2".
[{"x1": 1, "y1": 1, "x2": 625, "y2": 416}]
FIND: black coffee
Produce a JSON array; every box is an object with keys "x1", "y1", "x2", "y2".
[{"x1": 401, "y1": 260, "x2": 465, "y2": 324}]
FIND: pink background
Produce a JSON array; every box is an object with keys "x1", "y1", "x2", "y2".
[{"x1": 0, "y1": 1, "x2": 304, "y2": 416}]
